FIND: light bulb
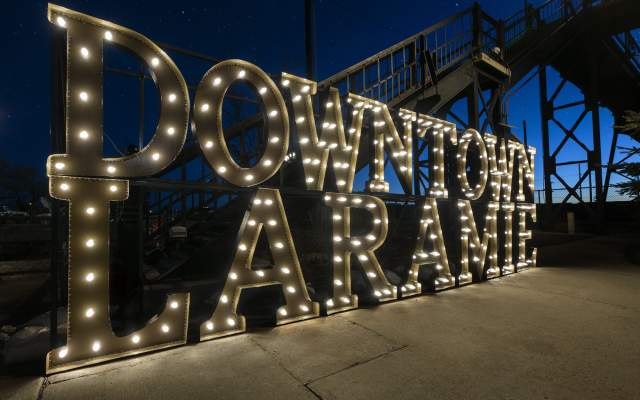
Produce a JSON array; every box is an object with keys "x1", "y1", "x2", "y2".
[
  {"x1": 132, "y1": 335, "x2": 140, "y2": 344},
  {"x1": 161, "y1": 324, "x2": 170, "y2": 333},
  {"x1": 109, "y1": 185, "x2": 118, "y2": 192},
  {"x1": 259, "y1": 86, "x2": 267, "y2": 94},
  {"x1": 205, "y1": 141, "x2": 213, "y2": 149},
  {"x1": 54, "y1": 162, "x2": 65, "y2": 170},
  {"x1": 151, "y1": 57, "x2": 159, "y2": 67},
  {"x1": 168, "y1": 93, "x2": 176, "y2": 102},
  {"x1": 201, "y1": 103, "x2": 210, "y2": 112},
  {"x1": 206, "y1": 321, "x2": 214, "y2": 330},
  {"x1": 79, "y1": 91, "x2": 88, "y2": 102},
  {"x1": 56, "y1": 16, "x2": 66, "y2": 27},
  {"x1": 85, "y1": 239, "x2": 95, "y2": 248},
  {"x1": 85, "y1": 207, "x2": 95, "y2": 215},
  {"x1": 85, "y1": 308, "x2": 95, "y2": 318},
  {"x1": 213, "y1": 77, "x2": 222, "y2": 86},
  {"x1": 85, "y1": 272, "x2": 95, "y2": 282},
  {"x1": 79, "y1": 130, "x2": 89, "y2": 140},
  {"x1": 238, "y1": 70, "x2": 246, "y2": 78},
  {"x1": 92, "y1": 341, "x2": 101, "y2": 352},
  {"x1": 58, "y1": 347, "x2": 68, "y2": 358},
  {"x1": 104, "y1": 31, "x2": 113, "y2": 40},
  {"x1": 107, "y1": 166, "x2": 116, "y2": 174},
  {"x1": 152, "y1": 153, "x2": 160, "y2": 161},
  {"x1": 170, "y1": 301, "x2": 179, "y2": 309},
  {"x1": 269, "y1": 110, "x2": 278, "y2": 117},
  {"x1": 80, "y1": 47, "x2": 89, "y2": 59}
]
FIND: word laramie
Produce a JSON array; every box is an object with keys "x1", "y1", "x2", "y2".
[{"x1": 44, "y1": 4, "x2": 537, "y2": 374}]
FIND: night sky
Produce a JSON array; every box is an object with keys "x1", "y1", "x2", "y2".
[{"x1": 0, "y1": 0, "x2": 629, "y2": 197}]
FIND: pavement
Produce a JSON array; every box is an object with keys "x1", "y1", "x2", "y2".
[{"x1": 2, "y1": 234, "x2": 639, "y2": 400}]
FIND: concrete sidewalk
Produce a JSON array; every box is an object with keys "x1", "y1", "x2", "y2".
[{"x1": 4, "y1": 235, "x2": 640, "y2": 400}]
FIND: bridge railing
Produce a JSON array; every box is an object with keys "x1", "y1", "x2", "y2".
[
  {"x1": 503, "y1": 0, "x2": 620, "y2": 48},
  {"x1": 319, "y1": 0, "x2": 612, "y2": 109},
  {"x1": 318, "y1": 5, "x2": 500, "y2": 106},
  {"x1": 504, "y1": 0, "x2": 574, "y2": 47},
  {"x1": 534, "y1": 187, "x2": 634, "y2": 204}
]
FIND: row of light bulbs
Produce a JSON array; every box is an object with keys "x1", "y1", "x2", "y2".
[
  {"x1": 55, "y1": 10, "x2": 536, "y2": 202},
  {"x1": 47, "y1": 5, "x2": 538, "y2": 374}
]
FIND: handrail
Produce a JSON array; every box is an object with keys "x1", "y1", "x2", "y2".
[
  {"x1": 318, "y1": 7, "x2": 474, "y2": 89},
  {"x1": 147, "y1": 0, "x2": 638, "y2": 225},
  {"x1": 317, "y1": 0, "x2": 631, "y2": 110}
]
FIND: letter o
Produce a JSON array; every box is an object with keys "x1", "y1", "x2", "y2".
[
  {"x1": 456, "y1": 129, "x2": 488, "y2": 200},
  {"x1": 193, "y1": 60, "x2": 289, "y2": 187}
]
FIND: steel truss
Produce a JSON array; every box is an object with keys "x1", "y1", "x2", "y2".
[{"x1": 538, "y1": 64, "x2": 604, "y2": 207}]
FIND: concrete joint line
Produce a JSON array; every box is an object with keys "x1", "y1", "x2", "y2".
[
  {"x1": 305, "y1": 344, "x2": 409, "y2": 386},
  {"x1": 36, "y1": 377, "x2": 49, "y2": 400},
  {"x1": 335, "y1": 314, "x2": 403, "y2": 346}
]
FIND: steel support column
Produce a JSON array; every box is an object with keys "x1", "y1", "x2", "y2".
[
  {"x1": 467, "y1": 82, "x2": 480, "y2": 130},
  {"x1": 588, "y1": 51, "x2": 604, "y2": 210},
  {"x1": 305, "y1": 0, "x2": 316, "y2": 80},
  {"x1": 49, "y1": 26, "x2": 67, "y2": 351},
  {"x1": 539, "y1": 65, "x2": 554, "y2": 205}
]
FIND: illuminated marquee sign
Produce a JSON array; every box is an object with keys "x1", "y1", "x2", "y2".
[{"x1": 45, "y1": 4, "x2": 537, "y2": 374}]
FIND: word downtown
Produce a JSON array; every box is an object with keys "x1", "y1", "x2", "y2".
[{"x1": 45, "y1": 4, "x2": 536, "y2": 374}]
